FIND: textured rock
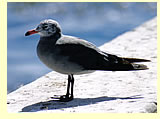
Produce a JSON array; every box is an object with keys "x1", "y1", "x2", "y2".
[{"x1": 7, "y1": 17, "x2": 157, "y2": 113}]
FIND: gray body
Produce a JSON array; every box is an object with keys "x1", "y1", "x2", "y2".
[{"x1": 37, "y1": 34, "x2": 149, "y2": 75}]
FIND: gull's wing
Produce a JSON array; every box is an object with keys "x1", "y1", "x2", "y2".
[{"x1": 55, "y1": 36, "x2": 149, "y2": 71}]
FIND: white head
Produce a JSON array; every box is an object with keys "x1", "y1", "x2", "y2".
[{"x1": 25, "y1": 19, "x2": 62, "y2": 37}]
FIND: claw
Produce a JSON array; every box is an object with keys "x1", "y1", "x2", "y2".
[
  {"x1": 59, "y1": 95, "x2": 73, "y2": 102},
  {"x1": 51, "y1": 95, "x2": 73, "y2": 102}
]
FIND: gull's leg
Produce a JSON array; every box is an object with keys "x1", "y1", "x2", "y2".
[
  {"x1": 60, "y1": 74, "x2": 74, "y2": 102},
  {"x1": 65, "y1": 75, "x2": 71, "y2": 98},
  {"x1": 70, "y1": 74, "x2": 74, "y2": 99}
]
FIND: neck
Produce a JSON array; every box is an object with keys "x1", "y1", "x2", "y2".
[
  {"x1": 40, "y1": 32, "x2": 62, "y2": 45},
  {"x1": 51, "y1": 32, "x2": 62, "y2": 39}
]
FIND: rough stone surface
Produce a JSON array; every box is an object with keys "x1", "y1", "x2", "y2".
[{"x1": 7, "y1": 17, "x2": 157, "y2": 113}]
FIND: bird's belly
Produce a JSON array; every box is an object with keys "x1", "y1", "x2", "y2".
[{"x1": 37, "y1": 52, "x2": 90, "y2": 75}]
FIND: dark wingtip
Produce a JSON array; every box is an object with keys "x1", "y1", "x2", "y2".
[
  {"x1": 123, "y1": 57, "x2": 151, "y2": 63},
  {"x1": 140, "y1": 59, "x2": 151, "y2": 62}
]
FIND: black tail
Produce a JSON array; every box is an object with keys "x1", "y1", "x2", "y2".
[
  {"x1": 104, "y1": 57, "x2": 150, "y2": 71},
  {"x1": 122, "y1": 57, "x2": 150, "y2": 70},
  {"x1": 121, "y1": 57, "x2": 150, "y2": 70},
  {"x1": 131, "y1": 63, "x2": 149, "y2": 70}
]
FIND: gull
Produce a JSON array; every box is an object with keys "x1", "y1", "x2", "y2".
[{"x1": 25, "y1": 19, "x2": 150, "y2": 102}]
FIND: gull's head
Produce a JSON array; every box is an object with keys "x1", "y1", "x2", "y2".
[{"x1": 25, "y1": 19, "x2": 61, "y2": 37}]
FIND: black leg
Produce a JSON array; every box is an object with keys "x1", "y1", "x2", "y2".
[
  {"x1": 66, "y1": 75, "x2": 71, "y2": 97},
  {"x1": 70, "y1": 74, "x2": 74, "y2": 98},
  {"x1": 60, "y1": 74, "x2": 74, "y2": 102}
]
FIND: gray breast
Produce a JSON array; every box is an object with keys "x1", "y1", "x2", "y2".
[{"x1": 36, "y1": 37, "x2": 86, "y2": 74}]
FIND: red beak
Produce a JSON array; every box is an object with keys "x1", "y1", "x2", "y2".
[{"x1": 25, "y1": 30, "x2": 38, "y2": 36}]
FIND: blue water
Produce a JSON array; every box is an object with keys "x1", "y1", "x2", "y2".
[{"x1": 7, "y1": 2, "x2": 157, "y2": 93}]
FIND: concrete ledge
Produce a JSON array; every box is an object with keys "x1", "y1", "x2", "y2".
[{"x1": 7, "y1": 17, "x2": 157, "y2": 113}]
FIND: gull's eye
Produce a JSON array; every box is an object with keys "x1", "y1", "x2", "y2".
[{"x1": 42, "y1": 25, "x2": 48, "y2": 29}]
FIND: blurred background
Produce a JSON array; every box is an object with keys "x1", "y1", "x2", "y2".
[{"x1": 7, "y1": 2, "x2": 157, "y2": 93}]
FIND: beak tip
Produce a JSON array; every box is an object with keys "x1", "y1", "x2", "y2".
[{"x1": 25, "y1": 32, "x2": 30, "y2": 36}]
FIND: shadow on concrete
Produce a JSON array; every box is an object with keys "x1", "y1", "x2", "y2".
[{"x1": 21, "y1": 95, "x2": 143, "y2": 112}]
